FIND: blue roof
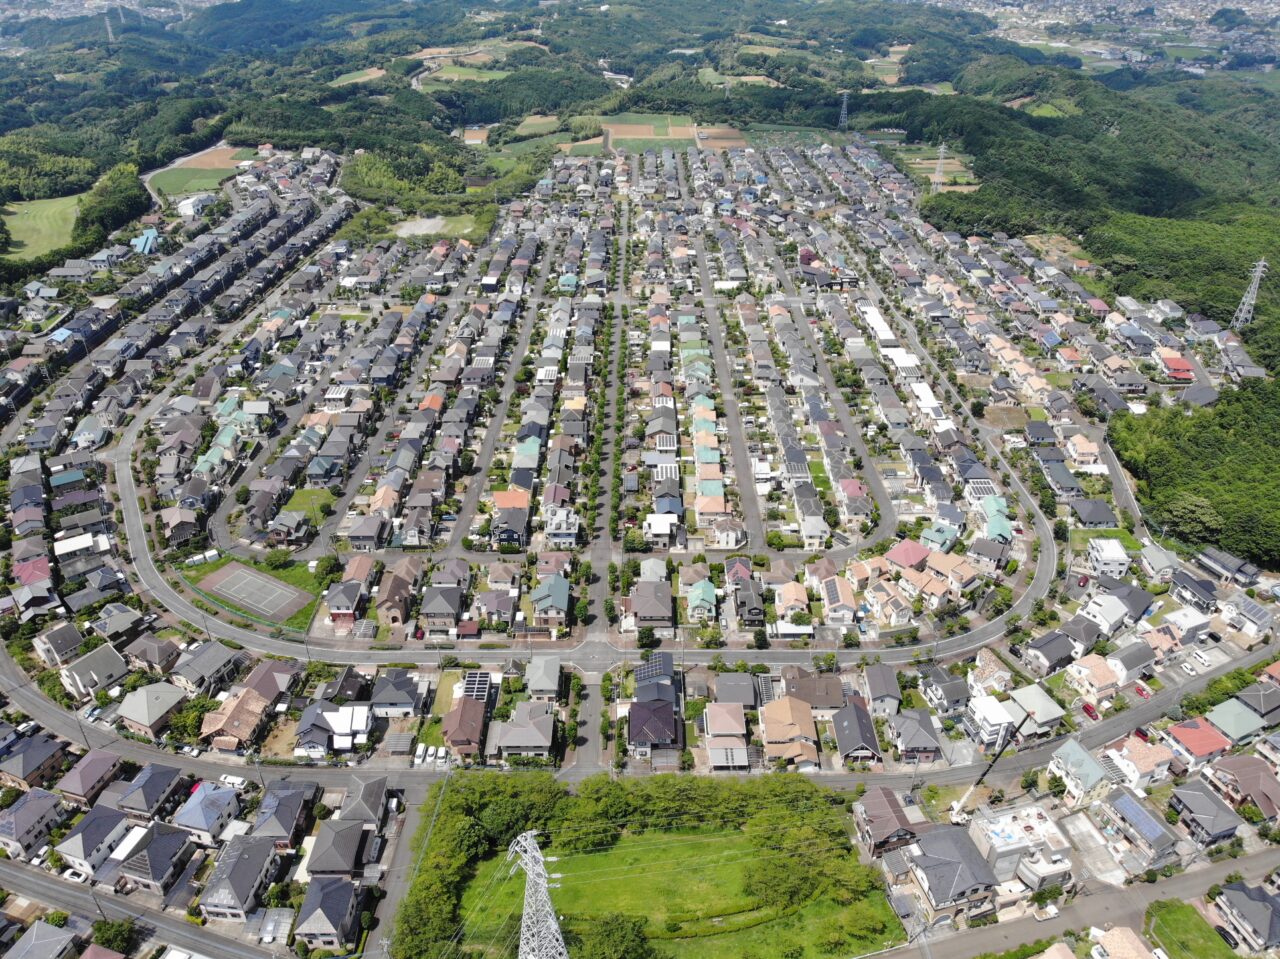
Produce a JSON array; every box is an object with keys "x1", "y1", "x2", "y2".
[
  {"x1": 48, "y1": 329, "x2": 74, "y2": 344},
  {"x1": 1113, "y1": 791, "x2": 1167, "y2": 843}
]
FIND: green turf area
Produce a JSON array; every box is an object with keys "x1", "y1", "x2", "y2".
[
  {"x1": 1146, "y1": 900, "x2": 1236, "y2": 959},
  {"x1": 493, "y1": 132, "x2": 573, "y2": 155},
  {"x1": 151, "y1": 166, "x2": 235, "y2": 196},
  {"x1": 180, "y1": 554, "x2": 324, "y2": 631},
  {"x1": 418, "y1": 716, "x2": 445, "y2": 746},
  {"x1": 567, "y1": 142, "x2": 604, "y2": 156},
  {"x1": 430, "y1": 669, "x2": 461, "y2": 716},
  {"x1": 515, "y1": 114, "x2": 559, "y2": 136},
  {"x1": 613, "y1": 137, "x2": 695, "y2": 151},
  {"x1": 1069, "y1": 528, "x2": 1142, "y2": 553},
  {"x1": 698, "y1": 66, "x2": 728, "y2": 85},
  {"x1": 232, "y1": 148, "x2": 259, "y2": 161},
  {"x1": 2, "y1": 194, "x2": 82, "y2": 260},
  {"x1": 330, "y1": 68, "x2": 382, "y2": 86},
  {"x1": 461, "y1": 831, "x2": 903, "y2": 959},
  {"x1": 284, "y1": 487, "x2": 336, "y2": 518},
  {"x1": 432, "y1": 64, "x2": 510, "y2": 82}
]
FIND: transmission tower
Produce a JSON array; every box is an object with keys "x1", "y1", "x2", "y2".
[
  {"x1": 1231, "y1": 258, "x2": 1269, "y2": 331},
  {"x1": 508, "y1": 831, "x2": 568, "y2": 959},
  {"x1": 104, "y1": 14, "x2": 115, "y2": 43},
  {"x1": 838, "y1": 91, "x2": 849, "y2": 131},
  {"x1": 931, "y1": 142, "x2": 947, "y2": 195}
]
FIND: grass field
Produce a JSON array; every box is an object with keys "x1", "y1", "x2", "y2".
[
  {"x1": 613, "y1": 136, "x2": 695, "y2": 151},
  {"x1": 2, "y1": 194, "x2": 82, "y2": 260},
  {"x1": 567, "y1": 142, "x2": 604, "y2": 156},
  {"x1": 515, "y1": 114, "x2": 559, "y2": 136},
  {"x1": 1146, "y1": 900, "x2": 1236, "y2": 959},
  {"x1": 330, "y1": 67, "x2": 387, "y2": 86},
  {"x1": 1069, "y1": 528, "x2": 1142, "y2": 552},
  {"x1": 232, "y1": 148, "x2": 259, "y2": 161},
  {"x1": 460, "y1": 831, "x2": 903, "y2": 959},
  {"x1": 151, "y1": 166, "x2": 235, "y2": 196},
  {"x1": 430, "y1": 64, "x2": 510, "y2": 82},
  {"x1": 181, "y1": 554, "x2": 323, "y2": 631},
  {"x1": 284, "y1": 487, "x2": 336, "y2": 518}
]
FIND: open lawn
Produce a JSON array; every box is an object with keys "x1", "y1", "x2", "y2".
[
  {"x1": 151, "y1": 166, "x2": 235, "y2": 196},
  {"x1": 330, "y1": 67, "x2": 387, "y2": 86},
  {"x1": 1146, "y1": 900, "x2": 1236, "y2": 959},
  {"x1": 515, "y1": 114, "x2": 559, "y2": 136},
  {"x1": 461, "y1": 831, "x2": 903, "y2": 959},
  {"x1": 613, "y1": 137, "x2": 695, "y2": 151},
  {"x1": 284, "y1": 487, "x2": 336, "y2": 519},
  {"x1": 431, "y1": 669, "x2": 461, "y2": 717},
  {"x1": 1069, "y1": 528, "x2": 1142, "y2": 553},
  {"x1": 432, "y1": 64, "x2": 510, "y2": 82},
  {"x1": 2, "y1": 194, "x2": 82, "y2": 260}
]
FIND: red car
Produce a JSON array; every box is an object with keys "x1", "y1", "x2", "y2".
[
  {"x1": 1134, "y1": 683, "x2": 1151, "y2": 700},
  {"x1": 1134, "y1": 726, "x2": 1152, "y2": 742},
  {"x1": 1082, "y1": 703, "x2": 1100, "y2": 721},
  {"x1": 1078, "y1": 575, "x2": 1090, "y2": 588}
]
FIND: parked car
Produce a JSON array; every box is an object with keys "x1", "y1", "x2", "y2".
[
  {"x1": 1134, "y1": 726, "x2": 1152, "y2": 742},
  {"x1": 1214, "y1": 926, "x2": 1239, "y2": 949},
  {"x1": 1181, "y1": 662, "x2": 1198, "y2": 677},
  {"x1": 219, "y1": 774, "x2": 246, "y2": 788},
  {"x1": 62, "y1": 869, "x2": 88, "y2": 884},
  {"x1": 1082, "y1": 703, "x2": 1100, "y2": 721},
  {"x1": 1134, "y1": 683, "x2": 1151, "y2": 700},
  {"x1": 1077, "y1": 575, "x2": 1089, "y2": 588}
]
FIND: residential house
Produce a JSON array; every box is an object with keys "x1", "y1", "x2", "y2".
[
  {"x1": 761, "y1": 695, "x2": 819, "y2": 771},
  {"x1": 1170, "y1": 780, "x2": 1244, "y2": 847},
  {"x1": 295, "y1": 877, "x2": 359, "y2": 951},
  {"x1": 1216, "y1": 881, "x2": 1280, "y2": 952},
  {"x1": 55, "y1": 804, "x2": 128, "y2": 876},
  {"x1": 905, "y1": 826, "x2": 997, "y2": 922},
  {"x1": 199, "y1": 835, "x2": 279, "y2": 922},
  {"x1": 173, "y1": 781, "x2": 240, "y2": 846},
  {"x1": 0, "y1": 788, "x2": 64, "y2": 860},
  {"x1": 118, "y1": 682, "x2": 187, "y2": 739},
  {"x1": 57, "y1": 748, "x2": 121, "y2": 807}
]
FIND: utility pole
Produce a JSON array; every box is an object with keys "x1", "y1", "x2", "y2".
[
  {"x1": 1231, "y1": 258, "x2": 1268, "y2": 331},
  {"x1": 507, "y1": 831, "x2": 568, "y2": 959}
]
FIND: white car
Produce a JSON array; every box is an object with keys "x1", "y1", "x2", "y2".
[
  {"x1": 425, "y1": 746, "x2": 438, "y2": 763},
  {"x1": 62, "y1": 869, "x2": 88, "y2": 884},
  {"x1": 219, "y1": 774, "x2": 247, "y2": 789},
  {"x1": 436, "y1": 748, "x2": 449, "y2": 768},
  {"x1": 1181, "y1": 662, "x2": 1198, "y2": 677}
]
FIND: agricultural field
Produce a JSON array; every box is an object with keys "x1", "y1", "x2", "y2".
[
  {"x1": 2, "y1": 193, "x2": 82, "y2": 259},
  {"x1": 424, "y1": 64, "x2": 511, "y2": 83},
  {"x1": 893, "y1": 142, "x2": 980, "y2": 192},
  {"x1": 863, "y1": 43, "x2": 912, "y2": 85},
  {"x1": 698, "y1": 67, "x2": 782, "y2": 88},
  {"x1": 150, "y1": 166, "x2": 236, "y2": 196},
  {"x1": 460, "y1": 831, "x2": 904, "y2": 959}
]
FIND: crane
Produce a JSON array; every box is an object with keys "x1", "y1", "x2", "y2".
[{"x1": 949, "y1": 709, "x2": 1034, "y2": 824}]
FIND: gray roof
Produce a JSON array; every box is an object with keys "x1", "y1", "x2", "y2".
[
  {"x1": 202, "y1": 835, "x2": 277, "y2": 911},
  {"x1": 489, "y1": 701, "x2": 556, "y2": 752},
  {"x1": 831, "y1": 700, "x2": 880, "y2": 758},
  {"x1": 1174, "y1": 779, "x2": 1244, "y2": 837},
  {"x1": 1111, "y1": 643, "x2": 1156, "y2": 671},
  {"x1": 7, "y1": 922, "x2": 78, "y2": 959},
  {"x1": 891, "y1": 709, "x2": 941, "y2": 751},
  {"x1": 116, "y1": 764, "x2": 183, "y2": 815},
  {"x1": 308, "y1": 819, "x2": 365, "y2": 874},
  {"x1": 118, "y1": 681, "x2": 186, "y2": 727},
  {"x1": 174, "y1": 781, "x2": 238, "y2": 834},
  {"x1": 254, "y1": 781, "x2": 317, "y2": 839},
  {"x1": 340, "y1": 776, "x2": 387, "y2": 824},
  {"x1": 714, "y1": 672, "x2": 757, "y2": 706},
  {"x1": 526, "y1": 655, "x2": 561, "y2": 694},
  {"x1": 56, "y1": 803, "x2": 126, "y2": 861},
  {"x1": 863, "y1": 663, "x2": 900, "y2": 702},
  {"x1": 0, "y1": 734, "x2": 63, "y2": 781},
  {"x1": 58, "y1": 748, "x2": 119, "y2": 799},
  {"x1": 174, "y1": 641, "x2": 238, "y2": 685},
  {"x1": 120, "y1": 821, "x2": 191, "y2": 883},
  {"x1": 296, "y1": 876, "x2": 357, "y2": 937},
  {"x1": 1052, "y1": 738, "x2": 1109, "y2": 791},
  {"x1": 909, "y1": 825, "x2": 997, "y2": 902},
  {"x1": 0, "y1": 788, "x2": 61, "y2": 845},
  {"x1": 1220, "y1": 882, "x2": 1280, "y2": 947}
]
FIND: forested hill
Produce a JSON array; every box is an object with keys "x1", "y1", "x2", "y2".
[{"x1": 1109, "y1": 380, "x2": 1280, "y2": 568}]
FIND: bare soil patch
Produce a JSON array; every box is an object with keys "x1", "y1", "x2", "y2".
[{"x1": 179, "y1": 146, "x2": 245, "y2": 169}]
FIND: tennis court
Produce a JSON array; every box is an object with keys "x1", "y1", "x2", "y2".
[{"x1": 199, "y1": 562, "x2": 313, "y2": 622}]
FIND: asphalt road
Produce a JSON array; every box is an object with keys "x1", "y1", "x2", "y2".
[{"x1": 0, "y1": 859, "x2": 276, "y2": 959}]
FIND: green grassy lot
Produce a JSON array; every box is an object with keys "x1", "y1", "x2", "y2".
[
  {"x1": 2, "y1": 194, "x2": 83, "y2": 259},
  {"x1": 602, "y1": 112, "x2": 692, "y2": 133},
  {"x1": 418, "y1": 716, "x2": 445, "y2": 747},
  {"x1": 431, "y1": 670, "x2": 462, "y2": 717},
  {"x1": 567, "y1": 142, "x2": 604, "y2": 156},
  {"x1": 330, "y1": 67, "x2": 384, "y2": 86},
  {"x1": 151, "y1": 166, "x2": 235, "y2": 196},
  {"x1": 461, "y1": 831, "x2": 903, "y2": 959},
  {"x1": 1147, "y1": 900, "x2": 1236, "y2": 959},
  {"x1": 493, "y1": 132, "x2": 573, "y2": 155},
  {"x1": 1069, "y1": 528, "x2": 1142, "y2": 552},
  {"x1": 429, "y1": 64, "x2": 510, "y2": 83},
  {"x1": 613, "y1": 137, "x2": 695, "y2": 151},
  {"x1": 284, "y1": 487, "x2": 336, "y2": 518},
  {"x1": 515, "y1": 114, "x2": 559, "y2": 136},
  {"x1": 232, "y1": 148, "x2": 259, "y2": 161}
]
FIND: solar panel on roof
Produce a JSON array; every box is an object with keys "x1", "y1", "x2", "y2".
[{"x1": 1114, "y1": 792, "x2": 1167, "y2": 843}]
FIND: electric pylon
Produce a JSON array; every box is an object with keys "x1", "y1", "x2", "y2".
[
  {"x1": 931, "y1": 142, "x2": 947, "y2": 195},
  {"x1": 508, "y1": 831, "x2": 568, "y2": 959},
  {"x1": 838, "y1": 91, "x2": 849, "y2": 131},
  {"x1": 1231, "y1": 258, "x2": 1269, "y2": 331}
]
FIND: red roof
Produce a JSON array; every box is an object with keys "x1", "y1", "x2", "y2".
[
  {"x1": 1168, "y1": 719, "x2": 1230, "y2": 757},
  {"x1": 1162, "y1": 356, "x2": 1193, "y2": 372},
  {"x1": 885, "y1": 538, "x2": 931, "y2": 571}
]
